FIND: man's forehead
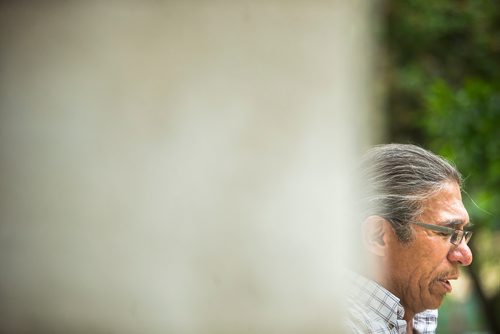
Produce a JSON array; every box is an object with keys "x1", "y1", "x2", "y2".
[{"x1": 421, "y1": 181, "x2": 470, "y2": 224}]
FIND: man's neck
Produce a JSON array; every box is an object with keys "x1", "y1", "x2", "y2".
[{"x1": 403, "y1": 312, "x2": 414, "y2": 334}]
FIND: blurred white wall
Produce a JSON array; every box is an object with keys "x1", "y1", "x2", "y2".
[{"x1": 0, "y1": 1, "x2": 377, "y2": 333}]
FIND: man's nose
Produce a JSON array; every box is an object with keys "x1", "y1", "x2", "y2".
[{"x1": 447, "y1": 241, "x2": 473, "y2": 266}]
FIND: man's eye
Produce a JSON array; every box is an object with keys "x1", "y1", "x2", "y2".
[{"x1": 437, "y1": 232, "x2": 450, "y2": 237}]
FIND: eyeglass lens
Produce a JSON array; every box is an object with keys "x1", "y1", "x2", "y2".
[{"x1": 450, "y1": 230, "x2": 472, "y2": 245}]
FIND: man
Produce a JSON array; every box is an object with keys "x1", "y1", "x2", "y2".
[{"x1": 347, "y1": 144, "x2": 473, "y2": 334}]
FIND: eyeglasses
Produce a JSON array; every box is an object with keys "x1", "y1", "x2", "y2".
[{"x1": 410, "y1": 221, "x2": 473, "y2": 246}]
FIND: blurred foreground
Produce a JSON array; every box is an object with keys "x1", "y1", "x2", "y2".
[{"x1": 0, "y1": 1, "x2": 375, "y2": 333}]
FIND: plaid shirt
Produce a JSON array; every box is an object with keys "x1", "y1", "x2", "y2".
[{"x1": 346, "y1": 272, "x2": 438, "y2": 334}]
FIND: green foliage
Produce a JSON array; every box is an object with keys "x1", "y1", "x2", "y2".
[
  {"x1": 423, "y1": 79, "x2": 500, "y2": 229},
  {"x1": 385, "y1": 0, "x2": 500, "y2": 142}
]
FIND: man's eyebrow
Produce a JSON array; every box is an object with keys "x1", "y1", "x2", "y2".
[{"x1": 442, "y1": 220, "x2": 473, "y2": 229}]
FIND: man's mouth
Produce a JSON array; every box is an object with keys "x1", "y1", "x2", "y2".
[
  {"x1": 438, "y1": 279, "x2": 453, "y2": 292},
  {"x1": 437, "y1": 275, "x2": 458, "y2": 293}
]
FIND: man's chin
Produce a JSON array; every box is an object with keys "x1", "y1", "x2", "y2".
[
  {"x1": 425, "y1": 295, "x2": 445, "y2": 310},
  {"x1": 403, "y1": 296, "x2": 443, "y2": 315}
]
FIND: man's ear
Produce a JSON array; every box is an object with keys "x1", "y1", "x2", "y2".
[{"x1": 362, "y1": 216, "x2": 391, "y2": 257}]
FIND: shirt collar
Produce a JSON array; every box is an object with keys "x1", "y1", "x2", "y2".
[{"x1": 347, "y1": 271, "x2": 407, "y2": 330}]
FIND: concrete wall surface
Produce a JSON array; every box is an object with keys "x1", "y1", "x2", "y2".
[{"x1": 0, "y1": 1, "x2": 376, "y2": 333}]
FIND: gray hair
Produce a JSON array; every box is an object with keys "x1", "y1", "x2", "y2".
[{"x1": 361, "y1": 143, "x2": 462, "y2": 243}]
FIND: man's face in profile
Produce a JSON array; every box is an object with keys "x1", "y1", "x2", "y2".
[{"x1": 384, "y1": 181, "x2": 473, "y2": 314}]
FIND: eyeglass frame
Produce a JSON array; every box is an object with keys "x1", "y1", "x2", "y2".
[{"x1": 410, "y1": 221, "x2": 473, "y2": 246}]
